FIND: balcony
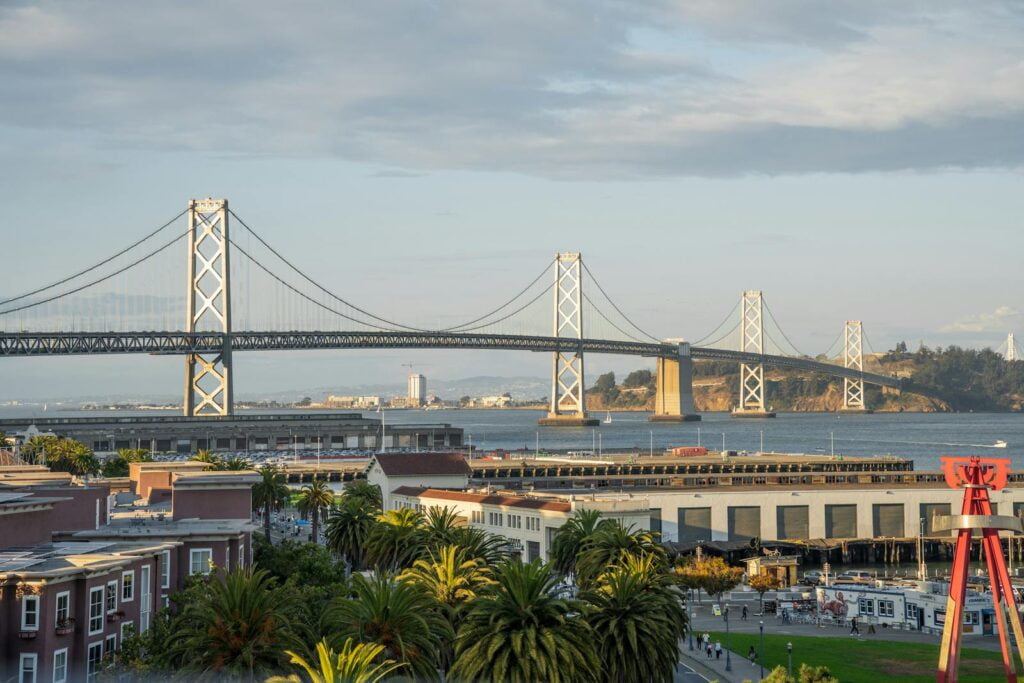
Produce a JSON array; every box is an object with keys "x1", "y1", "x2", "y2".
[
  {"x1": 55, "y1": 618, "x2": 75, "y2": 636},
  {"x1": 18, "y1": 630, "x2": 38, "y2": 640}
]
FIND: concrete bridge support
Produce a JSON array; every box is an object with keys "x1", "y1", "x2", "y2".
[
  {"x1": 539, "y1": 252, "x2": 598, "y2": 426},
  {"x1": 183, "y1": 198, "x2": 234, "y2": 417},
  {"x1": 841, "y1": 320, "x2": 869, "y2": 413},
  {"x1": 650, "y1": 342, "x2": 700, "y2": 422},
  {"x1": 732, "y1": 290, "x2": 775, "y2": 418}
]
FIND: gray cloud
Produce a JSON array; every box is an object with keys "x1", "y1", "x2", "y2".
[{"x1": 1, "y1": 1, "x2": 1022, "y2": 178}]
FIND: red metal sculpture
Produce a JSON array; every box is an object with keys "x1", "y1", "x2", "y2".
[{"x1": 937, "y1": 457, "x2": 1024, "y2": 682}]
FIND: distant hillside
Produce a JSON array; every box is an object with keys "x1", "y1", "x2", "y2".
[{"x1": 586, "y1": 344, "x2": 1023, "y2": 413}]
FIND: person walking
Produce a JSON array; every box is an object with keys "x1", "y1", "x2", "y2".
[
  {"x1": 715, "y1": 641, "x2": 723, "y2": 660},
  {"x1": 748, "y1": 645, "x2": 757, "y2": 664},
  {"x1": 706, "y1": 641, "x2": 713, "y2": 659},
  {"x1": 742, "y1": 604, "x2": 748, "y2": 621},
  {"x1": 850, "y1": 617, "x2": 860, "y2": 636}
]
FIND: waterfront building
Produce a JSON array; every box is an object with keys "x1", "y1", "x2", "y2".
[
  {"x1": 323, "y1": 395, "x2": 381, "y2": 409},
  {"x1": 0, "y1": 413, "x2": 462, "y2": 454},
  {"x1": 366, "y1": 452, "x2": 471, "y2": 511},
  {"x1": 407, "y1": 374, "x2": 426, "y2": 407}
]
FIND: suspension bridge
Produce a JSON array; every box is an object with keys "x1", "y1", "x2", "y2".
[{"x1": 0, "y1": 198, "x2": 903, "y2": 424}]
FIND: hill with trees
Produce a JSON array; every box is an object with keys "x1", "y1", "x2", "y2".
[{"x1": 586, "y1": 343, "x2": 1024, "y2": 413}]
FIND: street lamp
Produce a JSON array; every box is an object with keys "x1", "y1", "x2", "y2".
[
  {"x1": 724, "y1": 606, "x2": 732, "y2": 672},
  {"x1": 787, "y1": 641, "x2": 793, "y2": 678},
  {"x1": 685, "y1": 605, "x2": 693, "y2": 651},
  {"x1": 759, "y1": 620, "x2": 765, "y2": 680}
]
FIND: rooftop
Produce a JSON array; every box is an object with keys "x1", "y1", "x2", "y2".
[
  {"x1": 372, "y1": 452, "x2": 471, "y2": 477},
  {"x1": 392, "y1": 486, "x2": 572, "y2": 511},
  {"x1": 0, "y1": 540, "x2": 178, "y2": 579}
]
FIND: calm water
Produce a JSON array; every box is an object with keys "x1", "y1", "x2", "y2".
[{"x1": 4, "y1": 407, "x2": 1023, "y2": 472}]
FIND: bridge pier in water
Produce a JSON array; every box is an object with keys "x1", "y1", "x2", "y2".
[{"x1": 649, "y1": 341, "x2": 700, "y2": 422}]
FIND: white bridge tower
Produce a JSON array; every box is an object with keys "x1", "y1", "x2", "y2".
[
  {"x1": 183, "y1": 198, "x2": 233, "y2": 416},
  {"x1": 842, "y1": 320, "x2": 866, "y2": 411},
  {"x1": 733, "y1": 290, "x2": 774, "y2": 418}
]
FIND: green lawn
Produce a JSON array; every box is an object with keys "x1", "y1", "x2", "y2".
[{"x1": 707, "y1": 631, "x2": 1011, "y2": 683}]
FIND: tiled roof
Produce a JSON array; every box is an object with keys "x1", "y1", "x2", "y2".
[
  {"x1": 371, "y1": 453, "x2": 471, "y2": 477},
  {"x1": 391, "y1": 486, "x2": 572, "y2": 512}
]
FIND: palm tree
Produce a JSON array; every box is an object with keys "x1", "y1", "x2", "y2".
[
  {"x1": 221, "y1": 456, "x2": 249, "y2": 471},
  {"x1": 169, "y1": 568, "x2": 301, "y2": 679},
  {"x1": 398, "y1": 545, "x2": 494, "y2": 671},
  {"x1": 297, "y1": 478, "x2": 335, "y2": 544},
  {"x1": 575, "y1": 522, "x2": 666, "y2": 589},
  {"x1": 422, "y1": 505, "x2": 462, "y2": 546},
  {"x1": 451, "y1": 560, "x2": 598, "y2": 683},
  {"x1": 267, "y1": 638, "x2": 406, "y2": 683},
  {"x1": 325, "y1": 573, "x2": 450, "y2": 681},
  {"x1": 364, "y1": 508, "x2": 425, "y2": 572},
  {"x1": 341, "y1": 480, "x2": 382, "y2": 511},
  {"x1": 325, "y1": 497, "x2": 378, "y2": 571},
  {"x1": 445, "y1": 525, "x2": 509, "y2": 567},
  {"x1": 581, "y1": 554, "x2": 687, "y2": 683},
  {"x1": 252, "y1": 466, "x2": 291, "y2": 543},
  {"x1": 192, "y1": 449, "x2": 224, "y2": 470},
  {"x1": 549, "y1": 508, "x2": 614, "y2": 579}
]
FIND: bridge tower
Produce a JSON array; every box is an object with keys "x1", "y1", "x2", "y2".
[
  {"x1": 183, "y1": 198, "x2": 233, "y2": 416},
  {"x1": 841, "y1": 320, "x2": 868, "y2": 412},
  {"x1": 1008, "y1": 333, "x2": 1017, "y2": 362},
  {"x1": 649, "y1": 340, "x2": 701, "y2": 422},
  {"x1": 732, "y1": 290, "x2": 775, "y2": 418},
  {"x1": 538, "y1": 253, "x2": 599, "y2": 426}
]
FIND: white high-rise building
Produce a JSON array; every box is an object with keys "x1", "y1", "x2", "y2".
[{"x1": 408, "y1": 373, "x2": 426, "y2": 406}]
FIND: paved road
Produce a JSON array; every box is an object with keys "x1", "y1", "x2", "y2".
[{"x1": 675, "y1": 657, "x2": 712, "y2": 683}]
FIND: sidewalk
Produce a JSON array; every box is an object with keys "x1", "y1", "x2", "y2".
[{"x1": 679, "y1": 637, "x2": 761, "y2": 683}]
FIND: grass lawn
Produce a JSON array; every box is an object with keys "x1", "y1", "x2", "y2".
[{"x1": 708, "y1": 631, "x2": 1011, "y2": 682}]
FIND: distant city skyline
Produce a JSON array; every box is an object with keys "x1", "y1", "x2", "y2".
[{"x1": 1, "y1": 2, "x2": 1021, "y2": 399}]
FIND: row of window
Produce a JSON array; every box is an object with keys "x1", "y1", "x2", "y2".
[
  {"x1": 18, "y1": 621, "x2": 134, "y2": 683},
  {"x1": 484, "y1": 512, "x2": 541, "y2": 531},
  {"x1": 857, "y1": 597, "x2": 895, "y2": 617}
]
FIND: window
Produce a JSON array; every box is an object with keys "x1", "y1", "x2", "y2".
[
  {"x1": 471, "y1": 510, "x2": 483, "y2": 524},
  {"x1": 506, "y1": 514, "x2": 522, "y2": 529},
  {"x1": 122, "y1": 571, "x2": 135, "y2": 602},
  {"x1": 239, "y1": 544, "x2": 245, "y2": 570},
  {"x1": 160, "y1": 550, "x2": 170, "y2": 589},
  {"x1": 55, "y1": 591, "x2": 70, "y2": 624},
  {"x1": 19, "y1": 653, "x2": 36, "y2": 683},
  {"x1": 964, "y1": 612, "x2": 980, "y2": 625},
  {"x1": 21, "y1": 595, "x2": 40, "y2": 630},
  {"x1": 120, "y1": 621, "x2": 134, "y2": 642},
  {"x1": 87, "y1": 642, "x2": 103, "y2": 681},
  {"x1": 105, "y1": 581, "x2": 118, "y2": 613},
  {"x1": 53, "y1": 649, "x2": 68, "y2": 683},
  {"x1": 190, "y1": 548, "x2": 213, "y2": 576},
  {"x1": 857, "y1": 598, "x2": 874, "y2": 615},
  {"x1": 89, "y1": 586, "x2": 104, "y2": 634},
  {"x1": 878, "y1": 600, "x2": 894, "y2": 617},
  {"x1": 104, "y1": 633, "x2": 117, "y2": 657},
  {"x1": 488, "y1": 512, "x2": 502, "y2": 527},
  {"x1": 906, "y1": 603, "x2": 920, "y2": 620}
]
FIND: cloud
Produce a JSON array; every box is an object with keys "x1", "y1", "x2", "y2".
[
  {"x1": 942, "y1": 306, "x2": 1021, "y2": 333},
  {"x1": 0, "y1": 1, "x2": 1022, "y2": 178}
]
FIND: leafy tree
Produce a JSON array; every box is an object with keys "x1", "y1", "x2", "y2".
[
  {"x1": 594, "y1": 372, "x2": 616, "y2": 392},
  {"x1": 297, "y1": 478, "x2": 335, "y2": 544},
  {"x1": 43, "y1": 438, "x2": 100, "y2": 476},
  {"x1": 749, "y1": 573, "x2": 782, "y2": 613},
  {"x1": 575, "y1": 521, "x2": 665, "y2": 590},
  {"x1": 622, "y1": 369, "x2": 654, "y2": 388},
  {"x1": 582, "y1": 554, "x2": 687, "y2": 683},
  {"x1": 221, "y1": 456, "x2": 249, "y2": 471},
  {"x1": 167, "y1": 568, "x2": 303, "y2": 679},
  {"x1": 445, "y1": 525, "x2": 510, "y2": 567},
  {"x1": 252, "y1": 466, "x2": 291, "y2": 543},
  {"x1": 20, "y1": 435, "x2": 60, "y2": 465},
  {"x1": 267, "y1": 639, "x2": 407, "y2": 683},
  {"x1": 341, "y1": 480, "x2": 383, "y2": 511},
  {"x1": 364, "y1": 508, "x2": 425, "y2": 572},
  {"x1": 191, "y1": 449, "x2": 225, "y2": 469},
  {"x1": 102, "y1": 448, "x2": 152, "y2": 478},
  {"x1": 451, "y1": 559, "x2": 598, "y2": 683},
  {"x1": 549, "y1": 508, "x2": 614, "y2": 578},
  {"x1": 674, "y1": 556, "x2": 743, "y2": 605},
  {"x1": 325, "y1": 573, "x2": 449, "y2": 681},
  {"x1": 254, "y1": 537, "x2": 348, "y2": 587},
  {"x1": 325, "y1": 497, "x2": 378, "y2": 571},
  {"x1": 421, "y1": 505, "x2": 463, "y2": 548},
  {"x1": 762, "y1": 664, "x2": 839, "y2": 683}
]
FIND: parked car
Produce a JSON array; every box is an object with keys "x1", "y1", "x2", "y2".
[
  {"x1": 835, "y1": 570, "x2": 875, "y2": 585},
  {"x1": 801, "y1": 571, "x2": 823, "y2": 585}
]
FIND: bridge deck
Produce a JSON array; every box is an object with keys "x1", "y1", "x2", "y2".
[{"x1": 0, "y1": 330, "x2": 901, "y2": 388}]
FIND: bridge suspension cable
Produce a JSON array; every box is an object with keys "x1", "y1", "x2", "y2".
[
  {"x1": 580, "y1": 261, "x2": 661, "y2": 343},
  {"x1": 762, "y1": 297, "x2": 808, "y2": 357},
  {"x1": 692, "y1": 300, "x2": 741, "y2": 346},
  {"x1": 441, "y1": 258, "x2": 555, "y2": 332}
]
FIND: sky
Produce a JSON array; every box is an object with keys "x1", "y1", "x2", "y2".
[{"x1": 0, "y1": 1, "x2": 1022, "y2": 401}]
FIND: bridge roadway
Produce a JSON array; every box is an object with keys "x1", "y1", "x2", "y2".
[{"x1": 0, "y1": 330, "x2": 901, "y2": 388}]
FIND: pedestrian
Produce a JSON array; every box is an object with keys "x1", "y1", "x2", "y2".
[
  {"x1": 703, "y1": 633, "x2": 710, "y2": 650},
  {"x1": 850, "y1": 617, "x2": 860, "y2": 636},
  {"x1": 715, "y1": 641, "x2": 723, "y2": 659},
  {"x1": 742, "y1": 605, "x2": 748, "y2": 621},
  {"x1": 748, "y1": 645, "x2": 757, "y2": 664},
  {"x1": 706, "y1": 642, "x2": 713, "y2": 659},
  {"x1": 868, "y1": 623, "x2": 876, "y2": 635}
]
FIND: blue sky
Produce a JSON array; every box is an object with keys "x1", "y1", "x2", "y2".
[{"x1": 1, "y1": 1, "x2": 1022, "y2": 400}]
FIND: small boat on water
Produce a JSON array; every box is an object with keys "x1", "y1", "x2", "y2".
[
  {"x1": 604, "y1": 411, "x2": 612, "y2": 424},
  {"x1": 994, "y1": 440, "x2": 1008, "y2": 448}
]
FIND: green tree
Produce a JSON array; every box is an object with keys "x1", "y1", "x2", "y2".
[
  {"x1": 582, "y1": 554, "x2": 687, "y2": 683},
  {"x1": 341, "y1": 481, "x2": 382, "y2": 511},
  {"x1": 622, "y1": 369, "x2": 654, "y2": 388},
  {"x1": 252, "y1": 466, "x2": 291, "y2": 543},
  {"x1": 325, "y1": 497, "x2": 378, "y2": 571},
  {"x1": 44, "y1": 438, "x2": 100, "y2": 476},
  {"x1": 762, "y1": 664, "x2": 839, "y2": 683},
  {"x1": 422, "y1": 505, "x2": 463, "y2": 548},
  {"x1": 594, "y1": 372, "x2": 616, "y2": 392},
  {"x1": 254, "y1": 537, "x2": 348, "y2": 587},
  {"x1": 20, "y1": 435, "x2": 60, "y2": 465},
  {"x1": 575, "y1": 521, "x2": 665, "y2": 589},
  {"x1": 549, "y1": 508, "x2": 614, "y2": 579},
  {"x1": 749, "y1": 573, "x2": 782, "y2": 614},
  {"x1": 325, "y1": 573, "x2": 449, "y2": 681},
  {"x1": 674, "y1": 556, "x2": 743, "y2": 605},
  {"x1": 364, "y1": 508, "x2": 425, "y2": 572},
  {"x1": 102, "y1": 448, "x2": 152, "y2": 478},
  {"x1": 297, "y1": 478, "x2": 335, "y2": 545},
  {"x1": 191, "y1": 449, "x2": 225, "y2": 469},
  {"x1": 445, "y1": 525, "x2": 509, "y2": 567},
  {"x1": 168, "y1": 568, "x2": 302, "y2": 679},
  {"x1": 221, "y1": 456, "x2": 249, "y2": 471},
  {"x1": 267, "y1": 639, "x2": 407, "y2": 683},
  {"x1": 452, "y1": 559, "x2": 598, "y2": 683}
]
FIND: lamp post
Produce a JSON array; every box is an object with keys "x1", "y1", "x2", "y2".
[
  {"x1": 787, "y1": 641, "x2": 793, "y2": 678},
  {"x1": 686, "y1": 605, "x2": 693, "y2": 651},
  {"x1": 759, "y1": 620, "x2": 765, "y2": 681},
  {"x1": 724, "y1": 606, "x2": 732, "y2": 672}
]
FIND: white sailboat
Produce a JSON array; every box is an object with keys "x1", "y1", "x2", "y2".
[
  {"x1": 994, "y1": 440, "x2": 1008, "y2": 448},
  {"x1": 604, "y1": 411, "x2": 612, "y2": 424}
]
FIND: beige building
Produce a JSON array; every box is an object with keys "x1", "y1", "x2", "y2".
[{"x1": 390, "y1": 486, "x2": 650, "y2": 563}]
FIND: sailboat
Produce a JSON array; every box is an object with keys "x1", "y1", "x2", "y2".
[
  {"x1": 994, "y1": 440, "x2": 1008, "y2": 448},
  {"x1": 604, "y1": 411, "x2": 612, "y2": 424}
]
